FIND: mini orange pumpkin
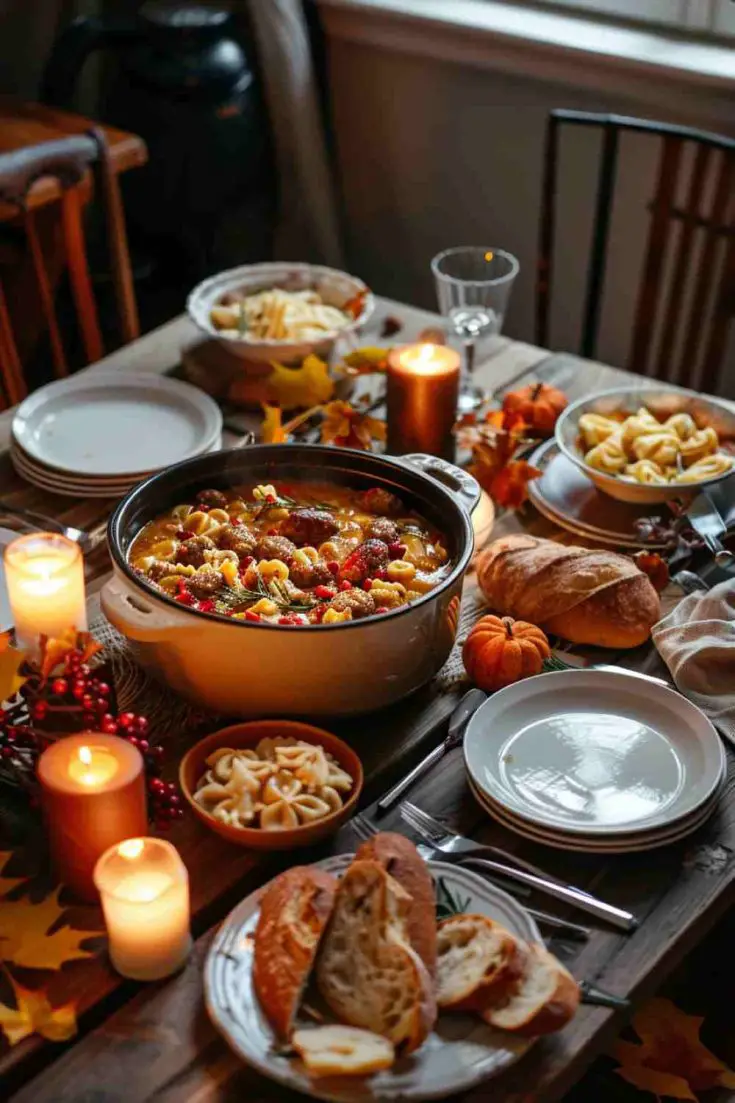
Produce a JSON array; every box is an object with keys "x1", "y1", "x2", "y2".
[
  {"x1": 463, "y1": 615, "x2": 551, "y2": 691},
  {"x1": 502, "y1": 382, "x2": 568, "y2": 437}
]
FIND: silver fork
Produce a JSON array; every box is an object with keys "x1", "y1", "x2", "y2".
[
  {"x1": 399, "y1": 802, "x2": 637, "y2": 932},
  {"x1": 348, "y1": 813, "x2": 591, "y2": 941}
]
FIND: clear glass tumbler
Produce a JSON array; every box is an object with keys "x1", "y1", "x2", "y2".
[{"x1": 431, "y1": 246, "x2": 520, "y2": 412}]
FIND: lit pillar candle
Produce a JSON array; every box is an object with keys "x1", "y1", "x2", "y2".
[
  {"x1": 94, "y1": 837, "x2": 192, "y2": 981},
  {"x1": 4, "y1": 533, "x2": 87, "y2": 650},
  {"x1": 386, "y1": 343, "x2": 461, "y2": 459},
  {"x1": 38, "y1": 734, "x2": 147, "y2": 902}
]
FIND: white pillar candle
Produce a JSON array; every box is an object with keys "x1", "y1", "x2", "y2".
[
  {"x1": 4, "y1": 533, "x2": 87, "y2": 649},
  {"x1": 94, "y1": 837, "x2": 192, "y2": 981}
]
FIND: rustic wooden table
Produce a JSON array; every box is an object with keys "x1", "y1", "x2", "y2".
[{"x1": 1, "y1": 299, "x2": 733, "y2": 1102}]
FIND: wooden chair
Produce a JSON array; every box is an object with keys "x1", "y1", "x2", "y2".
[
  {"x1": 536, "y1": 111, "x2": 735, "y2": 393},
  {"x1": 0, "y1": 128, "x2": 139, "y2": 406}
]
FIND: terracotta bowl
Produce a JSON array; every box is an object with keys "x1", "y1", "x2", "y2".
[{"x1": 179, "y1": 720, "x2": 363, "y2": 849}]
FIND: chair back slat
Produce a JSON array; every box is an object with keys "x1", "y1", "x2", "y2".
[
  {"x1": 656, "y1": 143, "x2": 711, "y2": 384},
  {"x1": 22, "y1": 206, "x2": 69, "y2": 378},
  {"x1": 537, "y1": 111, "x2": 735, "y2": 391},
  {"x1": 0, "y1": 280, "x2": 24, "y2": 406},
  {"x1": 93, "y1": 127, "x2": 139, "y2": 345},
  {"x1": 60, "y1": 187, "x2": 104, "y2": 364},
  {"x1": 581, "y1": 125, "x2": 619, "y2": 358},
  {"x1": 678, "y1": 150, "x2": 734, "y2": 386},
  {"x1": 628, "y1": 137, "x2": 683, "y2": 376}
]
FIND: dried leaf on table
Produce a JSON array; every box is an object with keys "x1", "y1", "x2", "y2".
[
  {"x1": 0, "y1": 634, "x2": 27, "y2": 704},
  {"x1": 339, "y1": 347, "x2": 390, "y2": 375},
  {"x1": 0, "y1": 973, "x2": 76, "y2": 1046},
  {"x1": 487, "y1": 460, "x2": 542, "y2": 510},
  {"x1": 0, "y1": 885, "x2": 100, "y2": 970},
  {"x1": 39, "y1": 631, "x2": 102, "y2": 682},
  {"x1": 380, "y1": 316, "x2": 402, "y2": 338},
  {"x1": 267, "y1": 355, "x2": 335, "y2": 411},
  {"x1": 458, "y1": 408, "x2": 540, "y2": 509},
  {"x1": 321, "y1": 401, "x2": 386, "y2": 451},
  {"x1": 609, "y1": 997, "x2": 735, "y2": 1101},
  {"x1": 0, "y1": 853, "x2": 25, "y2": 899},
  {"x1": 261, "y1": 403, "x2": 287, "y2": 444}
]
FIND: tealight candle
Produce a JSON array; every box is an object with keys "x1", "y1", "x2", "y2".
[
  {"x1": 387, "y1": 343, "x2": 461, "y2": 459},
  {"x1": 94, "y1": 837, "x2": 192, "y2": 981},
  {"x1": 38, "y1": 734, "x2": 147, "y2": 902},
  {"x1": 471, "y1": 489, "x2": 495, "y2": 556},
  {"x1": 4, "y1": 533, "x2": 87, "y2": 650}
]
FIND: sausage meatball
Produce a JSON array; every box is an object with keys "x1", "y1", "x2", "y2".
[
  {"x1": 288, "y1": 557, "x2": 334, "y2": 590},
  {"x1": 196, "y1": 488, "x2": 228, "y2": 509},
  {"x1": 256, "y1": 534, "x2": 297, "y2": 562},
  {"x1": 341, "y1": 538, "x2": 390, "y2": 583},
  {"x1": 366, "y1": 517, "x2": 400, "y2": 544},
  {"x1": 328, "y1": 589, "x2": 376, "y2": 619},
  {"x1": 188, "y1": 567, "x2": 223, "y2": 599},
  {"x1": 176, "y1": 534, "x2": 216, "y2": 568},
  {"x1": 218, "y1": 524, "x2": 257, "y2": 558},
  {"x1": 146, "y1": 561, "x2": 179, "y2": 582},
  {"x1": 356, "y1": 488, "x2": 404, "y2": 516},
  {"x1": 280, "y1": 508, "x2": 339, "y2": 547}
]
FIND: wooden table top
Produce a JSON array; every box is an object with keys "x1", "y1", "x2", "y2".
[
  {"x1": 2, "y1": 301, "x2": 733, "y2": 1102},
  {"x1": 0, "y1": 97, "x2": 147, "y2": 216}
]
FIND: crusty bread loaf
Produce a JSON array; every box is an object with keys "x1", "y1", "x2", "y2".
[
  {"x1": 481, "y1": 942, "x2": 580, "y2": 1037},
  {"x1": 292, "y1": 1025, "x2": 395, "y2": 1077},
  {"x1": 436, "y1": 915, "x2": 526, "y2": 1011},
  {"x1": 476, "y1": 534, "x2": 660, "y2": 648},
  {"x1": 356, "y1": 832, "x2": 437, "y2": 975},
  {"x1": 253, "y1": 866, "x2": 337, "y2": 1039},
  {"x1": 316, "y1": 860, "x2": 437, "y2": 1053}
]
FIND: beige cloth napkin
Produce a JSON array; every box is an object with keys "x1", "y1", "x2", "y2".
[{"x1": 652, "y1": 580, "x2": 735, "y2": 744}]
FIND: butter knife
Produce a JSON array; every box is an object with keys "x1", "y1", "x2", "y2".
[
  {"x1": 376, "y1": 688, "x2": 486, "y2": 814},
  {"x1": 686, "y1": 493, "x2": 733, "y2": 566}
]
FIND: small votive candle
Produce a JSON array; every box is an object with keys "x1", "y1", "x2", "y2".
[
  {"x1": 94, "y1": 837, "x2": 192, "y2": 981},
  {"x1": 4, "y1": 533, "x2": 87, "y2": 650},
  {"x1": 38, "y1": 734, "x2": 147, "y2": 901},
  {"x1": 387, "y1": 343, "x2": 461, "y2": 459}
]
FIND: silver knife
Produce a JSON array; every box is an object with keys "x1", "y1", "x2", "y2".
[
  {"x1": 686, "y1": 493, "x2": 733, "y2": 566},
  {"x1": 376, "y1": 688, "x2": 486, "y2": 815}
]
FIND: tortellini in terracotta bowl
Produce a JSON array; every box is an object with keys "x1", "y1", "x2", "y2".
[
  {"x1": 555, "y1": 387, "x2": 735, "y2": 503},
  {"x1": 180, "y1": 721, "x2": 362, "y2": 848}
]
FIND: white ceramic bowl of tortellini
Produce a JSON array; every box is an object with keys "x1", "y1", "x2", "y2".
[{"x1": 555, "y1": 387, "x2": 735, "y2": 504}]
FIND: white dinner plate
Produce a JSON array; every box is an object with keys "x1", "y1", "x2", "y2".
[
  {"x1": 468, "y1": 776, "x2": 721, "y2": 853},
  {"x1": 205, "y1": 854, "x2": 543, "y2": 1102},
  {"x1": 12, "y1": 371, "x2": 222, "y2": 477},
  {"x1": 463, "y1": 671, "x2": 724, "y2": 839}
]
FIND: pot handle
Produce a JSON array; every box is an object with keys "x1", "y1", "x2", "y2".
[
  {"x1": 101, "y1": 576, "x2": 194, "y2": 642},
  {"x1": 400, "y1": 454, "x2": 481, "y2": 516}
]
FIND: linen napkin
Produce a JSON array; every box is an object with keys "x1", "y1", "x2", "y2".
[{"x1": 652, "y1": 580, "x2": 735, "y2": 744}]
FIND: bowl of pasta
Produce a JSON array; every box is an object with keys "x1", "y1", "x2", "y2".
[
  {"x1": 187, "y1": 261, "x2": 374, "y2": 364},
  {"x1": 180, "y1": 720, "x2": 363, "y2": 848},
  {"x1": 555, "y1": 387, "x2": 735, "y2": 504}
]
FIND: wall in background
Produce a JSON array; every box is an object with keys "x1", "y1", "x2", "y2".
[{"x1": 324, "y1": 36, "x2": 734, "y2": 388}]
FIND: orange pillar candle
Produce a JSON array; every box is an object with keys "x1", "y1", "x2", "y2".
[
  {"x1": 38, "y1": 734, "x2": 147, "y2": 902},
  {"x1": 386, "y1": 343, "x2": 461, "y2": 459},
  {"x1": 94, "y1": 837, "x2": 192, "y2": 981},
  {"x1": 4, "y1": 533, "x2": 87, "y2": 650}
]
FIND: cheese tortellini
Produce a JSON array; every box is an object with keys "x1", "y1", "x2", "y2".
[
  {"x1": 579, "y1": 404, "x2": 732, "y2": 485},
  {"x1": 192, "y1": 738, "x2": 354, "y2": 831}
]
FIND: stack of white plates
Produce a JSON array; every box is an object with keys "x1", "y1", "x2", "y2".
[
  {"x1": 11, "y1": 371, "x2": 223, "y2": 498},
  {"x1": 463, "y1": 670, "x2": 725, "y2": 854}
]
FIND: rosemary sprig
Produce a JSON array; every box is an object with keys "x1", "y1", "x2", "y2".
[{"x1": 214, "y1": 576, "x2": 313, "y2": 615}]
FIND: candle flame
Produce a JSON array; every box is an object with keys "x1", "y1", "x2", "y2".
[
  {"x1": 78, "y1": 746, "x2": 92, "y2": 766},
  {"x1": 118, "y1": 838, "x2": 145, "y2": 860},
  {"x1": 484, "y1": 251, "x2": 494, "y2": 262},
  {"x1": 416, "y1": 343, "x2": 436, "y2": 362}
]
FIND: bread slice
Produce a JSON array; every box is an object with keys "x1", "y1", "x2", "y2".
[
  {"x1": 436, "y1": 914, "x2": 526, "y2": 1011},
  {"x1": 356, "y1": 832, "x2": 437, "y2": 975},
  {"x1": 316, "y1": 859, "x2": 437, "y2": 1053},
  {"x1": 292, "y1": 1025, "x2": 395, "y2": 1077},
  {"x1": 481, "y1": 942, "x2": 580, "y2": 1036},
  {"x1": 253, "y1": 866, "x2": 338, "y2": 1039}
]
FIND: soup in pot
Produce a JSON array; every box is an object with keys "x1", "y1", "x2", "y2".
[{"x1": 129, "y1": 481, "x2": 452, "y2": 625}]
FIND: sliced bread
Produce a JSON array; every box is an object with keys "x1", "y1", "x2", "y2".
[
  {"x1": 316, "y1": 859, "x2": 437, "y2": 1053},
  {"x1": 481, "y1": 942, "x2": 580, "y2": 1036},
  {"x1": 253, "y1": 866, "x2": 338, "y2": 1039},
  {"x1": 292, "y1": 1025, "x2": 395, "y2": 1077},
  {"x1": 436, "y1": 914, "x2": 526, "y2": 1011},
  {"x1": 356, "y1": 831, "x2": 437, "y2": 975}
]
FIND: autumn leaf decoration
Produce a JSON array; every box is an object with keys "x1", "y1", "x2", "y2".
[
  {"x1": 455, "y1": 408, "x2": 542, "y2": 509},
  {"x1": 0, "y1": 851, "x2": 102, "y2": 1046},
  {"x1": 610, "y1": 998, "x2": 735, "y2": 1101}
]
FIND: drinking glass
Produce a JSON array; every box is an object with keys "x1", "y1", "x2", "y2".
[{"x1": 431, "y1": 246, "x2": 519, "y2": 412}]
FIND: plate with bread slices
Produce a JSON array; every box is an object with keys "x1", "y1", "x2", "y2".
[{"x1": 204, "y1": 833, "x2": 581, "y2": 1101}]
